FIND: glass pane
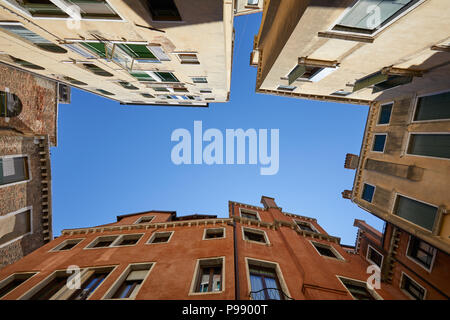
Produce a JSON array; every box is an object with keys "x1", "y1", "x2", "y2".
[
  {"x1": 361, "y1": 184, "x2": 375, "y2": 202},
  {"x1": 264, "y1": 277, "x2": 281, "y2": 300},
  {"x1": 0, "y1": 24, "x2": 52, "y2": 44},
  {"x1": 408, "y1": 134, "x2": 450, "y2": 159},
  {"x1": 250, "y1": 274, "x2": 264, "y2": 300},
  {"x1": 378, "y1": 103, "x2": 392, "y2": 124},
  {"x1": 395, "y1": 196, "x2": 437, "y2": 231},
  {"x1": 414, "y1": 91, "x2": 450, "y2": 121},
  {"x1": 372, "y1": 135, "x2": 386, "y2": 152},
  {"x1": 0, "y1": 157, "x2": 28, "y2": 185}
]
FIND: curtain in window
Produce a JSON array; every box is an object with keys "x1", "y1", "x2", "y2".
[
  {"x1": 250, "y1": 274, "x2": 264, "y2": 299},
  {"x1": 395, "y1": 196, "x2": 437, "y2": 231},
  {"x1": 264, "y1": 277, "x2": 281, "y2": 300}
]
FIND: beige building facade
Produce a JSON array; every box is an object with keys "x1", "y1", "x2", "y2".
[{"x1": 0, "y1": 0, "x2": 237, "y2": 107}]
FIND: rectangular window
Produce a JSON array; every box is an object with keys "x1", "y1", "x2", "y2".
[
  {"x1": 68, "y1": 267, "x2": 114, "y2": 300},
  {"x1": 0, "y1": 156, "x2": 29, "y2": 186},
  {"x1": 51, "y1": 239, "x2": 83, "y2": 251},
  {"x1": 0, "y1": 22, "x2": 53, "y2": 45},
  {"x1": 130, "y1": 71, "x2": 156, "y2": 82},
  {"x1": 0, "y1": 273, "x2": 35, "y2": 299},
  {"x1": 86, "y1": 235, "x2": 119, "y2": 248},
  {"x1": 366, "y1": 245, "x2": 383, "y2": 267},
  {"x1": 331, "y1": 90, "x2": 351, "y2": 96},
  {"x1": 339, "y1": 277, "x2": 379, "y2": 300},
  {"x1": 378, "y1": 103, "x2": 393, "y2": 124},
  {"x1": 372, "y1": 134, "x2": 387, "y2": 152},
  {"x1": 311, "y1": 241, "x2": 343, "y2": 260},
  {"x1": 240, "y1": 209, "x2": 259, "y2": 221},
  {"x1": 204, "y1": 228, "x2": 225, "y2": 239},
  {"x1": 28, "y1": 273, "x2": 70, "y2": 300},
  {"x1": 0, "y1": 208, "x2": 31, "y2": 247},
  {"x1": 406, "y1": 236, "x2": 436, "y2": 270},
  {"x1": 243, "y1": 228, "x2": 267, "y2": 244},
  {"x1": 192, "y1": 258, "x2": 223, "y2": 293},
  {"x1": 106, "y1": 263, "x2": 153, "y2": 299},
  {"x1": 192, "y1": 77, "x2": 208, "y2": 83},
  {"x1": 249, "y1": 265, "x2": 283, "y2": 300},
  {"x1": 333, "y1": 0, "x2": 420, "y2": 34},
  {"x1": 393, "y1": 195, "x2": 437, "y2": 231},
  {"x1": 277, "y1": 85, "x2": 296, "y2": 91},
  {"x1": 414, "y1": 91, "x2": 450, "y2": 121},
  {"x1": 353, "y1": 71, "x2": 413, "y2": 93},
  {"x1": 114, "y1": 234, "x2": 143, "y2": 246},
  {"x1": 147, "y1": 0, "x2": 181, "y2": 21},
  {"x1": 178, "y1": 53, "x2": 200, "y2": 64},
  {"x1": 287, "y1": 64, "x2": 329, "y2": 84},
  {"x1": 361, "y1": 183, "x2": 375, "y2": 203},
  {"x1": 147, "y1": 231, "x2": 173, "y2": 244},
  {"x1": 401, "y1": 273, "x2": 425, "y2": 300},
  {"x1": 407, "y1": 134, "x2": 450, "y2": 159},
  {"x1": 295, "y1": 221, "x2": 317, "y2": 233},
  {"x1": 134, "y1": 216, "x2": 155, "y2": 224}
]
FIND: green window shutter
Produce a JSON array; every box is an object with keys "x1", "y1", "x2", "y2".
[
  {"x1": 414, "y1": 91, "x2": 450, "y2": 121},
  {"x1": 394, "y1": 196, "x2": 437, "y2": 231},
  {"x1": 22, "y1": 2, "x2": 68, "y2": 17},
  {"x1": 353, "y1": 71, "x2": 389, "y2": 92},
  {"x1": 372, "y1": 75, "x2": 412, "y2": 93},
  {"x1": 130, "y1": 72, "x2": 155, "y2": 81},
  {"x1": 155, "y1": 72, "x2": 179, "y2": 82},
  {"x1": 408, "y1": 134, "x2": 450, "y2": 159},
  {"x1": 288, "y1": 65, "x2": 306, "y2": 85},
  {"x1": 117, "y1": 44, "x2": 156, "y2": 59},
  {"x1": 80, "y1": 42, "x2": 107, "y2": 58}
]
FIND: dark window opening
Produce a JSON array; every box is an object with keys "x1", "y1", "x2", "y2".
[
  {"x1": 401, "y1": 274, "x2": 425, "y2": 300},
  {"x1": 407, "y1": 236, "x2": 436, "y2": 269},
  {"x1": 372, "y1": 135, "x2": 386, "y2": 152},
  {"x1": 0, "y1": 273, "x2": 34, "y2": 298},
  {"x1": 205, "y1": 229, "x2": 224, "y2": 239},
  {"x1": 147, "y1": 0, "x2": 182, "y2": 21},
  {"x1": 243, "y1": 230, "x2": 266, "y2": 243},
  {"x1": 0, "y1": 91, "x2": 22, "y2": 118},
  {"x1": 29, "y1": 274, "x2": 69, "y2": 300},
  {"x1": 196, "y1": 265, "x2": 222, "y2": 293},
  {"x1": 68, "y1": 269, "x2": 111, "y2": 300},
  {"x1": 378, "y1": 103, "x2": 393, "y2": 124},
  {"x1": 361, "y1": 184, "x2": 375, "y2": 203},
  {"x1": 414, "y1": 91, "x2": 450, "y2": 121}
]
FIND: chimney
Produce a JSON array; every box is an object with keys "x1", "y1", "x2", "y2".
[
  {"x1": 342, "y1": 190, "x2": 353, "y2": 199},
  {"x1": 344, "y1": 153, "x2": 359, "y2": 169},
  {"x1": 261, "y1": 196, "x2": 279, "y2": 209}
]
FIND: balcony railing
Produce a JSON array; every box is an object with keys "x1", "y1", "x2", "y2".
[{"x1": 249, "y1": 288, "x2": 294, "y2": 300}]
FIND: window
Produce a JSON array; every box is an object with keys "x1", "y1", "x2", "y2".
[
  {"x1": 242, "y1": 228, "x2": 268, "y2": 244},
  {"x1": 295, "y1": 221, "x2": 317, "y2": 233},
  {"x1": 288, "y1": 65, "x2": 323, "y2": 83},
  {"x1": 393, "y1": 195, "x2": 437, "y2": 231},
  {"x1": 0, "y1": 208, "x2": 31, "y2": 247},
  {"x1": 191, "y1": 258, "x2": 223, "y2": 294},
  {"x1": 130, "y1": 71, "x2": 179, "y2": 82},
  {"x1": 192, "y1": 77, "x2": 207, "y2": 83},
  {"x1": 361, "y1": 183, "x2": 375, "y2": 203},
  {"x1": 378, "y1": 103, "x2": 393, "y2": 125},
  {"x1": 240, "y1": 209, "x2": 259, "y2": 221},
  {"x1": 96, "y1": 89, "x2": 115, "y2": 96},
  {"x1": 311, "y1": 241, "x2": 344, "y2": 260},
  {"x1": 114, "y1": 234, "x2": 143, "y2": 246},
  {"x1": 82, "y1": 64, "x2": 113, "y2": 77},
  {"x1": 372, "y1": 134, "x2": 387, "y2": 152},
  {"x1": 249, "y1": 265, "x2": 283, "y2": 300},
  {"x1": 0, "y1": 273, "x2": 35, "y2": 299},
  {"x1": 277, "y1": 85, "x2": 296, "y2": 91},
  {"x1": 86, "y1": 235, "x2": 119, "y2": 248},
  {"x1": 147, "y1": 231, "x2": 173, "y2": 244},
  {"x1": 366, "y1": 245, "x2": 383, "y2": 267},
  {"x1": 147, "y1": 0, "x2": 181, "y2": 21},
  {"x1": 0, "y1": 91, "x2": 22, "y2": 118},
  {"x1": 134, "y1": 216, "x2": 155, "y2": 224},
  {"x1": 353, "y1": 71, "x2": 413, "y2": 93},
  {"x1": 105, "y1": 263, "x2": 153, "y2": 299},
  {"x1": 248, "y1": 0, "x2": 259, "y2": 5},
  {"x1": 0, "y1": 22, "x2": 67, "y2": 53},
  {"x1": 9, "y1": 56, "x2": 45, "y2": 70},
  {"x1": 51, "y1": 239, "x2": 83, "y2": 252},
  {"x1": 116, "y1": 81, "x2": 138, "y2": 90},
  {"x1": 27, "y1": 272, "x2": 70, "y2": 300},
  {"x1": 140, "y1": 93, "x2": 155, "y2": 98},
  {"x1": 338, "y1": 277, "x2": 380, "y2": 300},
  {"x1": 331, "y1": 90, "x2": 351, "y2": 96},
  {"x1": 406, "y1": 236, "x2": 437, "y2": 270},
  {"x1": 407, "y1": 134, "x2": 450, "y2": 159},
  {"x1": 0, "y1": 156, "x2": 30, "y2": 186},
  {"x1": 68, "y1": 268, "x2": 113, "y2": 300},
  {"x1": 80, "y1": 42, "x2": 107, "y2": 58},
  {"x1": 401, "y1": 273, "x2": 425, "y2": 300},
  {"x1": 414, "y1": 91, "x2": 450, "y2": 121},
  {"x1": 333, "y1": 0, "x2": 421, "y2": 35},
  {"x1": 200, "y1": 89, "x2": 212, "y2": 94},
  {"x1": 177, "y1": 53, "x2": 199, "y2": 64},
  {"x1": 63, "y1": 76, "x2": 87, "y2": 86},
  {"x1": 204, "y1": 228, "x2": 225, "y2": 240}
]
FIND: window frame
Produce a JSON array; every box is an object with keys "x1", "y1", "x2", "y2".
[
  {"x1": 18, "y1": 269, "x2": 72, "y2": 300},
  {"x1": 337, "y1": 275, "x2": 383, "y2": 300},
  {"x1": 0, "y1": 154, "x2": 32, "y2": 188},
  {"x1": 242, "y1": 227, "x2": 270, "y2": 245},
  {"x1": 203, "y1": 228, "x2": 226, "y2": 240},
  {"x1": 0, "y1": 206, "x2": 33, "y2": 249},
  {"x1": 146, "y1": 231, "x2": 174, "y2": 244},
  {"x1": 50, "y1": 238, "x2": 84, "y2": 252},
  {"x1": 238, "y1": 208, "x2": 261, "y2": 221},
  {"x1": 405, "y1": 235, "x2": 437, "y2": 272},
  {"x1": 0, "y1": 272, "x2": 37, "y2": 299},
  {"x1": 377, "y1": 102, "x2": 394, "y2": 126},
  {"x1": 111, "y1": 233, "x2": 144, "y2": 247},
  {"x1": 405, "y1": 132, "x2": 450, "y2": 160},
  {"x1": 175, "y1": 52, "x2": 200, "y2": 65},
  {"x1": 411, "y1": 90, "x2": 450, "y2": 123},
  {"x1": 310, "y1": 241, "x2": 345, "y2": 261},
  {"x1": 188, "y1": 257, "x2": 225, "y2": 296},
  {"x1": 293, "y1": 219, "x2": 318, "y2": 233},
  {"x1": 361, "y1": 183, "x2": 376, "y2": 203},
  {"x1": 366, "y1": 244, "x2": 384, "y2": 268},
  {"x1": 400, "y1": 272, "x2": 426, "y2": 300},
  {"x1": 133, "y1": 215, "x2": 155, "y2": 224},
  {"x1": 371, "y1": 133, "x2": 387, "y2": 153}
]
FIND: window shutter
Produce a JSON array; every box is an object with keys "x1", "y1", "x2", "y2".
[{"x1": 126, "y1": 270, "x2": 148, "y2": 281}]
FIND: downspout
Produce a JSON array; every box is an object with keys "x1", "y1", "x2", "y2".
[{"x1": 232, "y1": 202, "x2": 240, "y2": 300}]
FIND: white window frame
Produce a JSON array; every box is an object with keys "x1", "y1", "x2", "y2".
[
  {"x1": 377, "y1": 102, "x2": 394, "y2": 126},
  {"x1": 49, "y1": 238, "x2": 84, "y2": 252},
  {"x1": 174, "y1": 52, "x2": 199, "y2": 64},
  {"x1": 310, "y1": 240, "x2": 345, "y2": 261},
  {"x1": 203, "y1": 228, "x2": 226, "y2": 240},
  {"x1": 366, "y1": 244, "x2": 384, "y2": 267},
  {"x1": 337, "y1": 275, "x2": 383, "y2": 300},
  {"x1": 400, "y1": 272, "x2": 427, "y2": 300},
  {"x1": 85, "y1": 234, "x2": 144, "y2": 249},
  {"x1": 361, "y1": 183, "x2": 376, "y2": 203},
  {"x1": 238, "y1": 208, "x2": 261, "y2": 221},
  {"x1": 0, "y1": 154, "x2": 32, "y2": 189},
  {"x1": 277, "y1": 85, "x2": 296, "y2": 91},
  {"x1": 134, "y1": 216, "x2": 155, "y2": 224},
  {"x1": 242, "y1": 227, "x2": 270, "y2": 245},
  {"x1": 146, "y1": 231, "x2": 174, "y2": 244},
  {"x1": 0, "y1": 272, "x2": 37, "y2": 299},
  {"x1": 191, "y1": 76, "x2": 208, "y2": 84},
  {"x1": 327, "y1": 0, "x2": 426, "y2": 38},
  {"x1": 293, "y1": 219, "x2": 318, "y2": 233},
  {"x1": 188, "y1": 257, "x2": 225, "y2": 296},
  {"x1": 371, "y1": 133, "x2": 387, "y2": 153},
  {"x1": 404, "y1": 132, "x2": 450, "y2": 161},
  {"x1": 102, "y1": 262, "x2": 155, "y2": 300},
  {"x1": 18, "y1": 268, "x2": 75, "y2": 300},
  {"x1": 405, "y1": 235, "x2": 437, "y2": 272},
  {"x1": 411, "y1": 90, "x2": 450, "y2": 123},
  {"x1": 0, "y1": 206, "x2": 33, "y2": 249},
  {"x1": 245, "y1": 257, "x2": 291, "y2": 300}
]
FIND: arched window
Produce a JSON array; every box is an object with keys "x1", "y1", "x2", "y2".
[
  {"x1": 96, "y1": 89, "x2": 115, "y2": 96},
  {"x1": 10, "y1": 56, "x2": 45, "y2": 70},
  {"x1": 83, "y1": 64, "x2": 113, "y2": 77},
  {"x1": 63, "y1": 76, "x2": 87, "y2": 86},
  {"x1": 1, "y1": 91, "x2": 23, "y2": 117}
]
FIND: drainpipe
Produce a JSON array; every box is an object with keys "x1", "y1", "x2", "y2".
[{"x1": 232, "y1": 202, "x2": 240, "y2": 300}]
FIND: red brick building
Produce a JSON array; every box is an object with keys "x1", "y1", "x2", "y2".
[{"x1": 0, "y1": 196, "x2": 447, "y2": 300}]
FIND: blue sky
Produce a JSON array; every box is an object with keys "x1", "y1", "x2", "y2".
[{"x1": 51, "y1": 13, "x2": 383, "y2": 245}]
